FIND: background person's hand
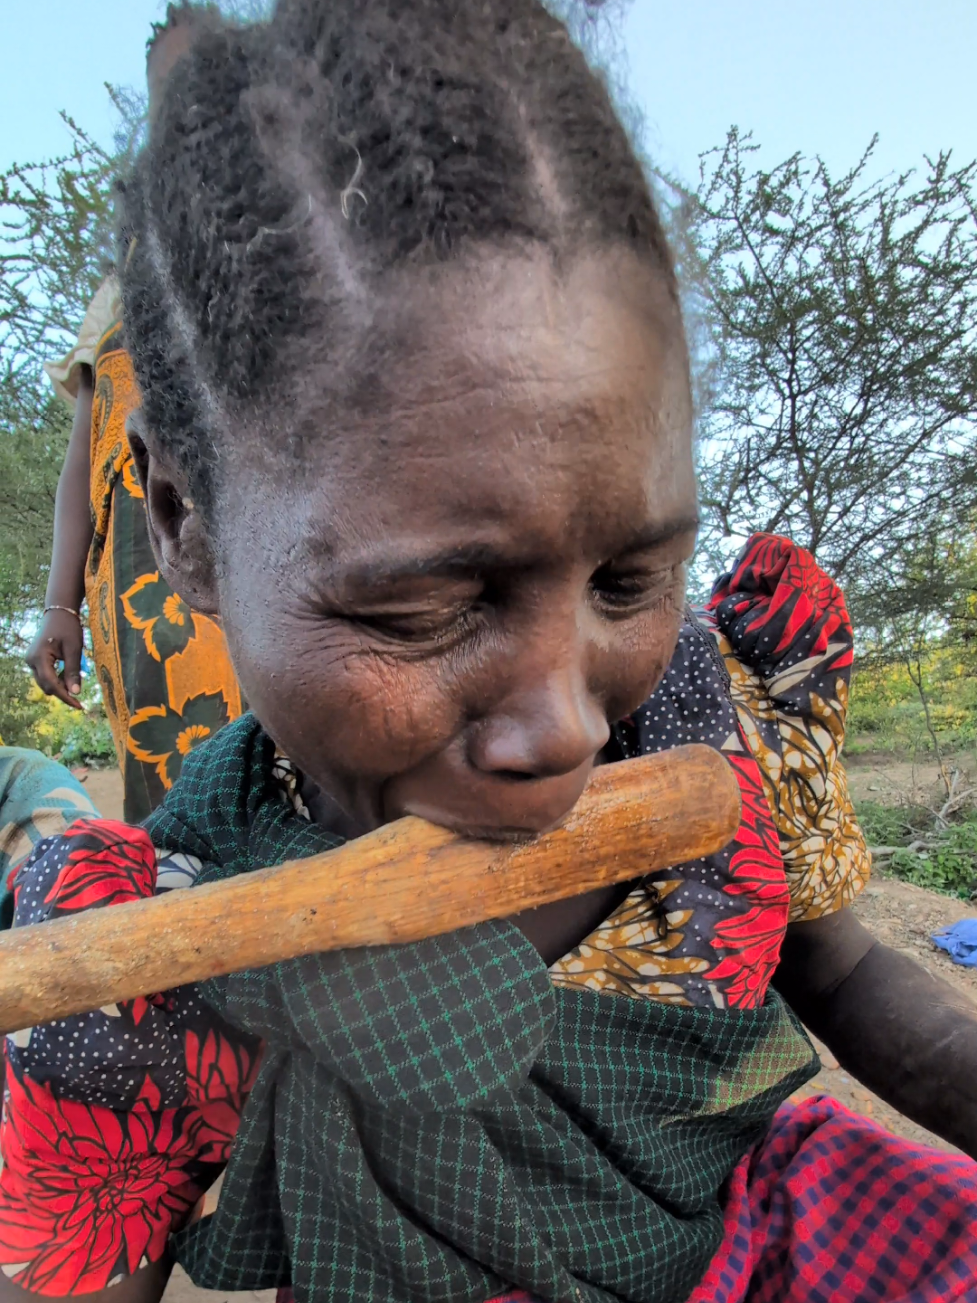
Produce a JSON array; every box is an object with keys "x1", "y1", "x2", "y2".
[{"x1": 26, "y1": 608, "x2": 85, "y2": 709}]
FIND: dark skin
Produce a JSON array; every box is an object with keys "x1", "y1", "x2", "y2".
[
  {"x1": 26, "y1": 366, "x2": 95, "y2": 708},
  {"x1": 775, "y1": 911, "x2": 977, "y2": 1157},
  {"x1": 4, "y1": 250, "x2": 977, "y2": 1303}
]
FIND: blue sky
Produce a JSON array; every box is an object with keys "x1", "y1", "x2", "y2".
[{"x1": 2, "y1": 1, "x2": 976, "y2": 190}]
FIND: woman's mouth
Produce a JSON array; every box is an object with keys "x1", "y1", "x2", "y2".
[{"x1": 383, "y1": 756, "x2": 596, "y2": 842}]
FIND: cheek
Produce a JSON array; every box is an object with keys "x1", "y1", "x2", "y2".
[
  {"x1": 228, "y1": 612, "x2": 467, "y2": 780},
  {"x1": 600, "y1": 583, "x2": 687, "y2": 721}
]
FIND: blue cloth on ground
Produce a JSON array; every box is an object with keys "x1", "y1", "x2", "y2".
[{"x1": 931, "y1": 918, "x2": 977, "y2": 968}]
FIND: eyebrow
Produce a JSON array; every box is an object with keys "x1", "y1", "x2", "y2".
[
  {"x1": 333, "y1": 517, "x2": 700, "y2": 590},
  {"x1": 336, "y1": 544, "x2": 514, "y2": 589},
  {"x1": 619, "y1": 515, "x2": 701, "y2": 556}
]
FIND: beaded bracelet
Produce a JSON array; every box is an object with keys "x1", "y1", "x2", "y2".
[{"x1": 43, "y1": 604, "x2": 82, "y2": 621}]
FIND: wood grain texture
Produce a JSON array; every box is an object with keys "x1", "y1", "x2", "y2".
[{"x1": 0, "y1": 745, "x2": 740, "y2": 1035}]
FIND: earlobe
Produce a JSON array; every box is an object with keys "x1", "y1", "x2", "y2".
[
  {"x1": 125, "y1": 408, "x2": 220, "y2": 616},
  {"x1": 125, "y1": 408, "x2": 152, "y2": 495}
]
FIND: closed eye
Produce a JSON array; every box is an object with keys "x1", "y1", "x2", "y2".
[
  {"x1": 589, "y1": 562, "x2": 683, "y2": 616},
  {"x1": 351, "y1": 600, "x2": 484, "y2": 647}
]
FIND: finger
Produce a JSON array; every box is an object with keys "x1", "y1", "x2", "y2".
[
  {"x1": 57, "y1": 679, "x2": 85, "y2": 711},
  {"x1": 61, "y1": 639, "x2": 83, "y2": 701},
  {"x1": 29, "y1": 644, "x2": 65, "y2": 698},
  {"x1": 52, "y1": 660, "x2": 84, "y2": 710},
  {"x1": 34, "y1": 643, "x2": 83, "y2": 710},
  {"x1": 51, "y1": 672, "x2": 84, "y2": 710}
]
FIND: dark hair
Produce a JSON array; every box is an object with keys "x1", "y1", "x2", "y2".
[{"x1": 120, "y1": 0, "x2": 677, "y2": 516}]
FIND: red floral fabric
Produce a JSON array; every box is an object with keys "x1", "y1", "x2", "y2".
[
  {"x1": 0, "y1": 1070, "x2": 200, "y2": 1294},
  {"x1": 549, "y1": 532, "x2": 865, "y2": 1010},
  {"x1": 705, "y1": 755, "x2": 791, "y2": 1008},
  {"x1": 551, "y1": 608, "x2": 799, "y2": 1011},
  {"x1": 709, "y1": 533, "x2": 854, "y2": 684},
  {"x1": 40, "y1": 821, "x2": 156, "y2": 913},
  {"x1": 184, "y1": 1029, "x2": 262, "y2": 1165},
  {"x1": 0, "y1": 824, "x2": 262, "y2": 1294}
]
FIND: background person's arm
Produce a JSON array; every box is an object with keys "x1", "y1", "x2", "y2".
[
  {"x1": 774, "y1": 906, "x2": 977, "y2": 1158},
  {"x1": 26, "y1": 366, "x2": 95, "y2": 709}
]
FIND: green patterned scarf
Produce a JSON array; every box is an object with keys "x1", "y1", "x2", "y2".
[{"x1": 145, "y1": 715, "x2": 817, "y2": 1303}]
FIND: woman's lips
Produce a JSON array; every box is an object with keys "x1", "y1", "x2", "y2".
[
  {"x1": 385, "y1": 758, "x2": 595, "y2": 841},
  {"x1": 390, "y1": 812, "x2": 553, "y2": 843}
]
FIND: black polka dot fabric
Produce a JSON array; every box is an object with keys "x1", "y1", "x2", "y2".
[{"x1": 599, "y1": 615, "x2": 790, "y2": 1010}]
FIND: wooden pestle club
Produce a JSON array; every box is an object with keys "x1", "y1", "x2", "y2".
[{"x1": 0, "y1": 744, "x2": 740, "y2": 1037}]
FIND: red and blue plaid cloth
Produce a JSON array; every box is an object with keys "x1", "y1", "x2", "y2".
[{"x1": 482, "y1": 1095, "x2": 977, "y2": 1303}]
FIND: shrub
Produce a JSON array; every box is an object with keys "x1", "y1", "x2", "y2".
[{"x1": 856, "y1": 799, "x2": 977, "y2": 900}]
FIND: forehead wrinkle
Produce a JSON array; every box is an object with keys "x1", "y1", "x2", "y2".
[
  {"x1": 370, "y1": 242, "x2": 686, "y2": 386},
  {"x1": 324, "y1": 543, "x2": 519, "y2": 589},
  {"x1": 333, "y1": 378, "x2": 672, "y2": 480},
  {"x1": 292, "y1": 496, "x2": 700, "y2": 591},
  {"x1": 382, "y1": 369, "x2": 659, "y2": 430},
  {"x1": 229, "y1": 247, "x2": 688, "y2": 488},
  {"x1": 222, "y1": 248, "x2": 693, "y2": 575},
  {"x1": 258, "y1": 378, "x2": 689, "y2": 571},
  {"x1": 377, "y1": 307, "x2": 674, "y2": 419}
]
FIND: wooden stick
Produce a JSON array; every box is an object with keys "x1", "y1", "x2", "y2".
[{"x1": 0, "y1": 745, "x2": 739, "y2": 1036}]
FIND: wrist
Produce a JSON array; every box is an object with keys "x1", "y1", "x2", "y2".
[
  {"x1": 43, "y1": 588, "x2": 85, "y2": 612},
  {"x1": 44, "y1": 574, "x2": 86, "y2": 613},
  {"x1": 42, "y1": 603, "x2": 85, "y2": 625}
]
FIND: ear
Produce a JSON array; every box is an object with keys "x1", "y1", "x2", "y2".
[{"x1": 126, "y1": 407, "x2": 220, "y2": 616}]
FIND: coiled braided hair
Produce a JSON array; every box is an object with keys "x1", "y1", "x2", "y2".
[{"x1": 119, "y1": 0, "x2": 676, "y2": 518}]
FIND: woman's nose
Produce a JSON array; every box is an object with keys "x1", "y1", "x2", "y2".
[{"x1": 469, "y1": 666, "x2": 610, "y2": 780}]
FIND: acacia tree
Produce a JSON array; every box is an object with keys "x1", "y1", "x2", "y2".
[
  {"x1": 0, "y1": 121, "x2": 115, "y2": 741},
  {"x1": 0, "y1": 121, "x2": 114, "y2": 409},
  {"x1": 0, "y1": 1, "x2": 284, "y2": 743},
  {"x1": 689, "y1": 130, "x2": 977, "y2": 611}
]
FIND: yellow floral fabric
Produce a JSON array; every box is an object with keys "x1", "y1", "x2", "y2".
[
  {"x1": 85, "y1": 320, "x2": 242, "y2": 822},
  {"x1": 715, "y1": 626, "x2": 870, "y2": 922}
]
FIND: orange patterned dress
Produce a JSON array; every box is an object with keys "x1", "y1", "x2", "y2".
[{"x1": 85, "y1": 314, "x2": 242, "y2": 822}]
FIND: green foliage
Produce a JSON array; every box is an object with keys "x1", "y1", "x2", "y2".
[
  {"x1": 0, "y1": 660, "x2": 49, "y2": 748},
  {"x1": 0, "y1": 399, "x2": 71, "y2": 750},
  {"x1": 50, "y1": 708, "x2": 116, "y2": 768},
  {"x1": 0, "y1": 399, "x2": 71, "y2": 623},
  {"x1": 857, "y1": 799, "x2": 977, "y2": 899},
  {"x1": 855, "y1": 800, "x2": 932, "y2": 845},
  {"x1": 0, "y1": 97, "x2": 121, "y2": 754},
  {"x1": 0, "y1": 120, "x2": 115, "y2": 408},
  {"x1": 849, "y1": 647, "x2": 977, "y2": 754},
  {"x1": 890, "y1": 824, "x2": 977, "y2": 898},
  {"x1": 687, "y1": 130, "x2": 977, "y2": 607},
  {"x1": 22, "y1": 677, "x2": 115, "y2": 766}
]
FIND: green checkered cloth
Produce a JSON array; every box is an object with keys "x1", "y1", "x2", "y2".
[{"x1": 146, "y1": 715, "x2": 818, "y2": 1303}]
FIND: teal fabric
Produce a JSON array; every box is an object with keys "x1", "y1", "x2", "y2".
[
  {"x1": 146, "y1": 715, "x2": 819, "y2": 1303},
  {"x1": 0, "y1": 748, "x2": 98, "y2": 929}
]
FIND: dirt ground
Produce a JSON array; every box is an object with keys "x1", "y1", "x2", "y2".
[
  {"x1": 73, "y1": 765, "x2": 125, "y2": 822},
  {"x1": 845, "y1": 748, "x2": 977, "y2": 810},
  {"x1": 71, "y1": 762, "x2": 976, "y2": 1303}
]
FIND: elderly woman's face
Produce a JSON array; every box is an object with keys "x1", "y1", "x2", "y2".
[{"x1": 153, "y1": 251, "x2": 698, "y2": 842}]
